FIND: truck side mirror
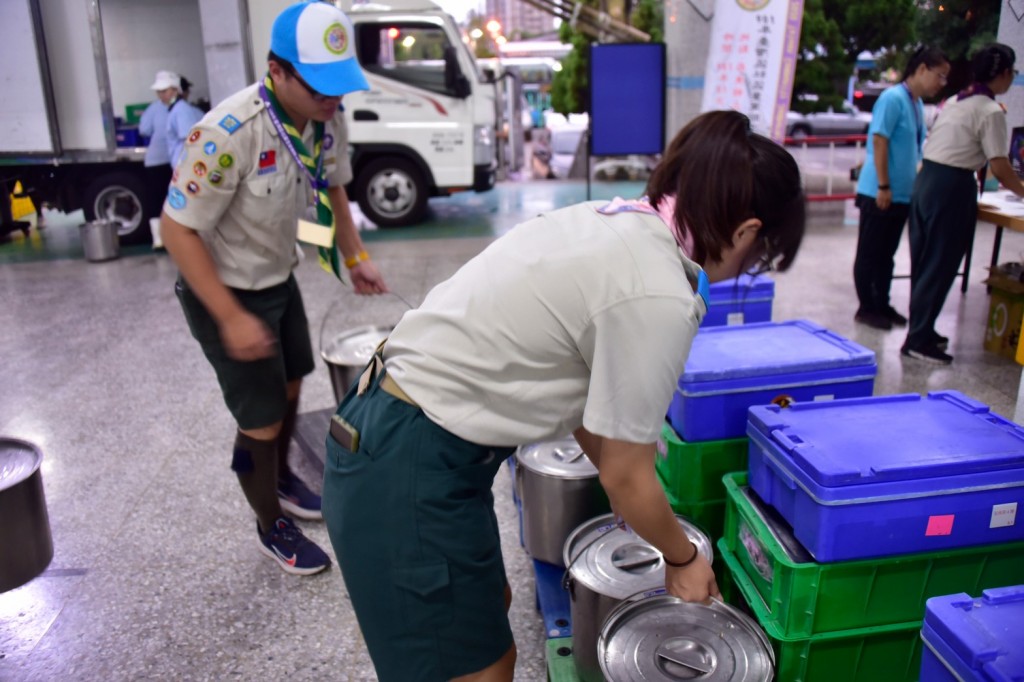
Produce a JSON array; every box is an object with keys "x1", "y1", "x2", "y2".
[{"x1": 444, "y1": 46, "x2": 472, "y2": 99}]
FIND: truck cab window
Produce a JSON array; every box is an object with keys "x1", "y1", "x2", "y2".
[{"x1": 355, "y1": 22, "x2": 463, "y2": 97}]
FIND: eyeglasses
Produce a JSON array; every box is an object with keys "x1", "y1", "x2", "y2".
[
  {"x1": 746, "y1": 238, "x2": 776, "y2": 276},
  {"x1": 284, "y1": 65, "x2": 337, "y2": 103},
  {"x1": 930, "y1": 68, "x2": 949, "y2": 83}
]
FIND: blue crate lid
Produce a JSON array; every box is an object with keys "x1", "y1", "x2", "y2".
[
  {"x1": 923, "y1": 586, "x2": 1024, "y2": 680},
  {"x1": 681, "y1": 320, "x2": 875, "y2": 384},
  {"x1": 748, "y1": 391, "x2": 1024, "y2": 489},
  {"x1": 707, "y1": 274, "x2": 774, "y2": 305}
]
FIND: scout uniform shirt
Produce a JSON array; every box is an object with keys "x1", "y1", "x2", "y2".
[
  {"x1": 384, "y1": 201, "x2": 707, "y2": 447},
  {"x1": 924, "y1": 94, "x2": 1009, "y2": 171},
  {"x1": 163, "y1": 83, "x2": 353, "y2": 291}
]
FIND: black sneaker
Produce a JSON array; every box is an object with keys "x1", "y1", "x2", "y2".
[
  {"x1": 884, "y1": 306, "x2": 908, "y2": 327},
  {"x1": 278, "y1": 471, "x2": 323, "y2": 521},
  {"x1": 855, "y1": 309, "x2": 893, "y2": 330},
  {"x1": 929, "y1": 332, "x2": 950, "y2": 350},
  {"x1": 901, "y1": 342, "x2": 953, "y2": 365},
  {"x1": 258, "y1": 517, "x2": 331, "y2": 576}
]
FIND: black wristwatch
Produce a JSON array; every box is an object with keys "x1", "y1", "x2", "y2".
[{"x1": 878, "y1": 184, "x2": 891, "y2": 190}]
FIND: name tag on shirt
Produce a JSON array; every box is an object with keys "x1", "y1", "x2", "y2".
[{"x1": 297, "y1": 218, "x2": 333, "y2": 247}]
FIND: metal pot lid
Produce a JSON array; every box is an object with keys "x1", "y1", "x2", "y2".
[
  {"x1": 598, "y1": 594, "x2": 775, "y2": 681},
  {"x1": 320, "y1": 325, "x2": 392, "y2": 364},
  {"x1": 564, "y1": 513, "x2": 714, "y2": 599},
  {"x1": 515, "y1": 437, "x2": 597, "y2": 479},
  {"x1": 0, "y1": 438, "x2": 43, "y2": 491}
]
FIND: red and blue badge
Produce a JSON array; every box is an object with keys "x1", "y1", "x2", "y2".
[{"x1": 258, "y1": 150, "x2": 277, "y2": 176}]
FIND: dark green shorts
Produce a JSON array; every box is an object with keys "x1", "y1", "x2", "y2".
[
  {"x1": 322, "y1": 372, "x2": 515, "y2": 682},
  {"x1": 175, "y1": 275, "x2": 314, "y2": 430}
]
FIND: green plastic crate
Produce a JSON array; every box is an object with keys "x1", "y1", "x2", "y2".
[
  {"x1": 661, "y1": 490, "x2": 727, "y2": 543},
  {"x1": 124, "y1": 102, "x2": 150, "y2": 125},
  {"x1": 655, "y1": 421, "x2": 747, "y2": 504},
  {"x1": 722, "y1": 471, "x2": 1024, "y2": 638},
  {"x1": 720, "y1": 541, "x2": 924, "y2": 682},
  {"x1": 546, "y1": 637, "x2": 577, "y2": 682}
]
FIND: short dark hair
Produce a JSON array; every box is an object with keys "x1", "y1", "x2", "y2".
[
  {"x1": 973, "y1": 43, "x2": 1016, "y2": 83},
  {"x1": 903, "y1": 46, "x2": 948, "y2": 82},
  {"x1": 646, "y1": 110, "x2": 805, "y2": 272}
]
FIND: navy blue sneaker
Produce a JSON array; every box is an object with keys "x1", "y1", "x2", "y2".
[
  {"x1": 258, "y1": 517, "x2": 330, "y2": 576},
  {"x1": 278, "y1": 471, "x2": 322, "y2": 520}
]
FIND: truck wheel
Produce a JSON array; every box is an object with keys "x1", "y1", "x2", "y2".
[
  {"x1": 354, "y1": 157, "x2": 428, "y2": 228},
  {"x1": 82, "y1": 172, "x2": 149, "y2": 245}
]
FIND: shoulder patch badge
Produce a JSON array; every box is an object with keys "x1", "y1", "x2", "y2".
[
  {"x1": 168, "y1": 187, "x2": 187, "y2": 210},
  {"x1": 218, "y1": 115, "x2": 242, "y2": 134},
  {"x1": 186, "y1": 181, "x2": 200, "y2": 195},
  {"x1": 208, "y1": 170, "x2": 224, "y2": 186},
  {"x1": 218, "y1": 154, "x2": 234, "y2": 169},
  {"x1": 203, "y1": 141, "x2": 217, "y2": 155},
  {"x1": 187, "y1": 130, "x2": 201, "y2": 144},
  {"x1": 193, "y1": 161, "x2": 208, "y2": 178}
]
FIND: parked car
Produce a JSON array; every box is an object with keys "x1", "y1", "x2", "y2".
[
  {"x1": 786, "y1": 101, "x2": 872, "y2": 141},
  {"x1": 548, "y1": 125, "x2": 587, "y2": 179}
]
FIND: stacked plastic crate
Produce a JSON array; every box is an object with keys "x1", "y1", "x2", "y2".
[
  {"x1": 658, "y1": 319, "x2": 877, "y2": 544},
  {"x1": 716, "y1": 392, "x2": 1024, "y2": 681}
]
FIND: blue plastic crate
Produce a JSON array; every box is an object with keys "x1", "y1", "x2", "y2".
[
  {"x1": 701, "y1": 274, "x2": 774, "y2": 327},
  {"x1": 533, "y1": 559, "x2": 572, "y2": 638},
  {"x1": 115, "y1": 125, "x2": 140, "y2": 147},
  {"x1": 747, "y1": 391, "x2": 1024, "y2": 562},
  {"x1": 920, "y1": 586, "x2": 1024, "y2": 681},
  {"x1": 668, "y1": 320, "x2": 876, "y2": 441}
]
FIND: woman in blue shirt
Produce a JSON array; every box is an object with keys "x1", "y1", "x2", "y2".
[
  {"x1": 853, "y1": 47, "x2": 949, "y2": 330},
  {"x1": 166, "y1": 76, "x2": 205, "y2": 166}
]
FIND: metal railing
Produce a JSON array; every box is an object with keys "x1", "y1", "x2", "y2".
[{"x1": 784, "y1": 133, "x2": 867, "y2": 202}]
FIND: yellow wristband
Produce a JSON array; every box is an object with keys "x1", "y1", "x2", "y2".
[{"x1": 344, "y1": 250, "x2": 370, "y2": 269}]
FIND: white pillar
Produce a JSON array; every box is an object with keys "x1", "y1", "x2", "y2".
[{"x1": 664, "y1": 0, "x2": 714, "y2": 142}]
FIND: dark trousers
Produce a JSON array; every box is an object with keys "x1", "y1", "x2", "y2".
[
  {"x1": 853, "y1": 194, "x2": 909, "y2": 314},
  {"x1": 144, "y1": 164, "x2": 173, "y2": 218},
  {"x1": 906, "y1": 160, "x2": 977, "y2": 347}
]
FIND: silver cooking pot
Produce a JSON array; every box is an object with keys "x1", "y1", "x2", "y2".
[
  {"x1": 564, "y1": 513, "x2": 714, "y2": 682},
  {"x1": 515, "y1": 437, "x2": 610, "y2": 566},
  {"x1": 598, "y1": 592, "x2": 775, "y2": 681}
]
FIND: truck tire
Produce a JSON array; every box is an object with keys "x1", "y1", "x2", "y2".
[
  {"x1": 82, "y1": 172, "x2": 149, "y2": 245},
  {"x1": 354, "y1": 157, "x2": 428, "y2": 228}
]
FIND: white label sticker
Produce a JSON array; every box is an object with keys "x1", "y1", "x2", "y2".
[
  {"x1": 990, "y1": 502, "x2": 1018, "y2": 529},
  {"x1": 726, "y1": 312, "x2": 745, "y2": 325},
  {"x1": 813, "y1": 394, "x2": 835, "y2": 402}
]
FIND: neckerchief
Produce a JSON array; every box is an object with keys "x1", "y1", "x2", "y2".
[
  {"x1": 956, "y1": 82, "x2": 998, "y2": 196},
  {"x1": 259, "y1": 74, "x2": 339, "y2": 279}
]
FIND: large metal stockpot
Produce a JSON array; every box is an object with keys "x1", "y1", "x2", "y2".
[
  {"x1": 514, "y1": 437, "x2": 610, "y2": 565},
  {"x1": 564, "y1": 513, "x2": 714, "y2": 682},
  {"x1": 0, "y1": 438, "x2": 53, "y2": 593},
  {"x1": 598, "y1": 593, "x2": 775, "y2": 681},
  {"x1": 320, "y1": 325, "x2": 393, "y2": 404}
]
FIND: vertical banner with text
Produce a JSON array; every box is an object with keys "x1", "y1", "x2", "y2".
[{"x1": 699, "y1": 0, "x2": 803, "y2": 142}]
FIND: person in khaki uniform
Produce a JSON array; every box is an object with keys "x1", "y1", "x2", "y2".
[{"x1": 161, "y1": 1, "x2": 387, "y2": 575}]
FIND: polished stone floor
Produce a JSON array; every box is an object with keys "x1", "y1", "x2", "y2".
[{"x1": 2, "y1": 180, "x2": 1023, "y2": 681}]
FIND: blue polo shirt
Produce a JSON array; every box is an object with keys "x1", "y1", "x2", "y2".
[
  {"x1": 166, "y1": 98, "x2": 205, "y2": 166},
  {"x1": 139, "y1": 100, "x2": 170, "y2": 167},
  {"x1": 856, "y1": 84, "x2": 925, "y2": 204}
]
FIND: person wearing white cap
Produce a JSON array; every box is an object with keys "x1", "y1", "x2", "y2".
[
  {"x1": 138, "y1": 70, "x2": 180, "y2": 245},
  {"x1": 160, "y1": 1, "x2": 387, "y2": 579}
]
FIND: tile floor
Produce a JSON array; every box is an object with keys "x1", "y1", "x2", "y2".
[{"x1": 2, "y1": 180, "x2": 1023, "y2": 681}]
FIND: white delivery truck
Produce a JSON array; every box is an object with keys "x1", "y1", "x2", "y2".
[{"x1": 0, "y1": 0, "x2": 498, "y2": 243}]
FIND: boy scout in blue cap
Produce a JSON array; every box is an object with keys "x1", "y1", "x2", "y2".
[{"x1": 161, "y1": 1, "x2": 387, "y2": 576}]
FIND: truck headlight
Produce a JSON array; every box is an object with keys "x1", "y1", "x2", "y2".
[{"x1": 474, "y1": 125, "x2": 494, "y2": 165}]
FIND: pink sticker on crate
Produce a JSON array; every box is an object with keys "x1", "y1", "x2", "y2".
[{"x1": 925, "y1": 514, "x2": 955, "y2": 536}]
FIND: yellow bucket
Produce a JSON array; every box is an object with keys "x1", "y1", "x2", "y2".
[{"x1": 10, "y1": 182, "x2": 36, "y2": 220}]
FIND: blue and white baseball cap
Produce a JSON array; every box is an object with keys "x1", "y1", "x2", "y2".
[{"x1": 271, "y1": 1, "x2": 369, "y2": 97}]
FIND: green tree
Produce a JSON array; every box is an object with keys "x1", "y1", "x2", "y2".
[
  {"x1": 550, "y1": 21, "x2": 594, "y2": 114},
  {"x1": 914, "y1": 0, "x2": 1001, "y2": 96},
  {"x1": 631, "y1": 0, "x2": 664, "y2": 44},
  {"x1": 793, "y1": 0, "x2": 915, "y2": 113}
]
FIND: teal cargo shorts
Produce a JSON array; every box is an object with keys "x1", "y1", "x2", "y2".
[
  {"x1": 175, "y1": 275, "x2": 314, "y2": 430},
  {"x1": 322, "y1": 370, "x2": 515, "y2": 682}
]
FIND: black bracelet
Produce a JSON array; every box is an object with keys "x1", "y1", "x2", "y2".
[
  {"x1": 663, "y1": 543, "x2": 699, "y2": 568},
  {"x1": 878, "y1": 184, "x2": 891, "y2": 190}
]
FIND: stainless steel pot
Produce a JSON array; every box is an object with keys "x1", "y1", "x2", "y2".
[
  {"x1": 564, "y1": 513, "x2": 714, "y2": 682},
  {"x1": 598, "y1": 593, "x2": 775, "y2": 681},
  {"x1": 320, "y1": 325, "x2": 393, "y2": 404},
  {"x1": 0, "y1": 438, "x2": 53, "y2": 592},
  {"x1": 515, "y1": 437, "x2": 610, "y2": 566},
  {"x1": 79, "y1": 220, "x2": 120, "y2": 262}
]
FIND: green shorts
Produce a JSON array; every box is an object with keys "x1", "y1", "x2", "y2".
[
  {"x1": 322, "y1": 372, "x2": 515, "y2": 682},
  {"x1": 175, "y1": 275, "x2": 315, "y2": 430}
]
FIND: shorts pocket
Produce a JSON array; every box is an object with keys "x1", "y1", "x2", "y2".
[{"x1": 394, "y1": 560, "x2": 454, "y2": 632}]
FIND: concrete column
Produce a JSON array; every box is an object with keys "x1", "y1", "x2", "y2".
[
  {"x1": 197, "y1": 0, "x2": 253, "y2": 107},
  {"x1": 664, "y1": 0, "x2": 714, "y2": 140}
]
